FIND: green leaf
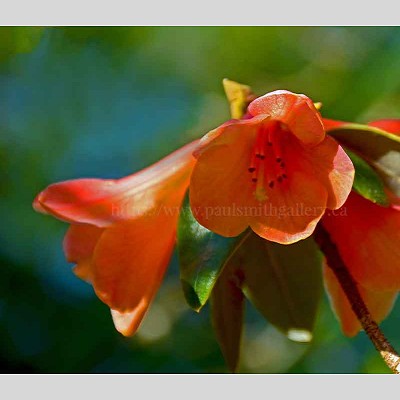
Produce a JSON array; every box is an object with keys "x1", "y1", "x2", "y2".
[
  {"x1": 329, "y1": 123, "x2": 400, "y2": 197},
  {"x1": 177, "y1": 197, "x2": 248, "y2": 311},
  {"x1": 211, "y1": 261, "x2": 245, "y2": 372},
  {"x1": 240, "y1": 234, "x2": 322, "y2": 342},
  {"x1": 344, "y1": 148, "x2": 389, "y2": 206}
]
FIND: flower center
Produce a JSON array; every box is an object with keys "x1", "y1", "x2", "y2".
[{"x1": 248, "y1": 121, "x2": 289, "y2": 201}]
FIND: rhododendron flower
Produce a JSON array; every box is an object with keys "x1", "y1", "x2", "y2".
[
  {"x1": 322, "y1": 191, "x2": 400, "y2": 336},
  {"x1": 33, "y1": 140, "x2": 198, "y2": 336},
  {"x1": 190, "y1": 90, "x2": 355, "y2": 244}
]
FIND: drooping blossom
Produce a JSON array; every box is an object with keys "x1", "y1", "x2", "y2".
[
  {"x1": 322, "y1": 191, "x2": 400, "y2": 336},
  {"x1": 33, "y1": 140, "x2": 199, "y2": 336}
]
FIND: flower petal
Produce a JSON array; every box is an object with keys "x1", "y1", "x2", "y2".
[
  {"x1": 190, "y1": 122, "x2": 258, "y2": 237},
  {"x1": 322, "y1": 191, "x2": 400, "y2": 290},
  {"x1": 111, "y1": 303, "x2": 148, "y2": 337},
  {"x1": 368, "y1": 119, "x2": 400, "y2": 136},
  {"x1": 323, "y1": 264, "x2": 397, "y2": 337},
  {"x1": 250, "y1": 170, "x2": 328, "y2": 244},
  {"x1": 301, "y1": 136, "x2": 354, "y2": 209},
  {"x1": 63, "y1": 224, "x2": 104, "y2": 282},
  {"x1": 91, "y1": 212, "x2": 178, "y2": 335},
  {"x1": 193, "y1": 115, "x2": 267, "y2": 159},
  {"x1": 63, "y1": 224, "x2": 104, "y2": 263},
  {"x1": 33, "y1": 140, "x2": 199, "y2": 227},
  {"x1": 248, "y1": 90, "x2": 325, "y2": 146}
]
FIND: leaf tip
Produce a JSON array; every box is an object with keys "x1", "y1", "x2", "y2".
[{"x1": 180, "y1": 279, "x2": 204, "y2": 312}]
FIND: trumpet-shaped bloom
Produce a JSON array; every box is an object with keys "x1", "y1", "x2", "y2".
[
  {"x1": 322, "y1": 191, "x2": 400, "y2": 336},
  {"x1": 323, "y1": 263, "x2": 397, "y2": 337},
  {"x1": 190, "y1": 90, "x2": 354, "y2": 244},
  {"x1": 33, "y1": 140, "x2": 199, "y2": 336}
]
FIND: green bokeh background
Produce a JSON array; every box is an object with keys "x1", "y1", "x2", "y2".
[{"x1": 1, "y1": 26, "x2": 400, "y2": 373}]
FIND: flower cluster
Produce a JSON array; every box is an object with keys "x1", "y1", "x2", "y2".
[{"x1": 33, "y1": 84, "x2": 400, "y2": 344}]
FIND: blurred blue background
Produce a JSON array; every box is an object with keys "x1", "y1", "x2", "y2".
[{"x1": 1, "y1": 26, "x2": 400, "y2": 373}]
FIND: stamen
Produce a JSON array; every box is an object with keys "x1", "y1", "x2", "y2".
[
  {"x1": 267, "y1": 129, "x2": 273, "y2": 147},
  {"x1": 258, "y1": 126, "x2": 266, "y2": 159},
  {"x1": 248, "y1": 121, "x2": 289, "y2": 198},
  {"x1": 248, "y1": 149, "x2": 259, "y2": 174}
]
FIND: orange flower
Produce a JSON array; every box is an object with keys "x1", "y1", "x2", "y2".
[
  {"x1": 322, "y1": 191, "x2": 400, "y2": 336},
  {"x1": 321, "y1": 118, "x2": 400, "y2": 335},
  {"x1": 33, "y1": 140, "x2": 199, "y2": 336},
  {"x1": 189, "y1": 90, "x2": 355, "y2": 244}
]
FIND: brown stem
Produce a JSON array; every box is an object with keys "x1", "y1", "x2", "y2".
[{"x1": 314, "y1": 224, "x2": 400, "y2": 374}]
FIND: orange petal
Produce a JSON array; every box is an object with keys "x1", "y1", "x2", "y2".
[
  {"x1": 91, "y1": 212, "x2": 178, "y2": 335},
  {"x1": 323, "y1": 191, "x2": 400, "y2": 290},
  {"x1": 63, "y1": 224, "x2": 104, "y2": 282},
  {"x1": 323, "y1": 264, "x2": 398, "y2": 337},
  {"x1": 63, "y1": 224, "x2": 104, "y2": 263},
  {"x1": 300, "y1": 135, "x2": 354, "y2": 209},
  {"x1": 33, "y1": 140, "x2": 199, "y2": 227},
  {"x1": 72, "y1": 260, "x2": 94, "y2": 282},
  {"x1": 193, "y1": 114, "x2": 267, "y2": 159},
  {"x1": 190, "y1": 121, "x2": 259, "y2": 237},
  {"x1": 111, "y1": 302, "x2": 148, "y2": 337},
  {"x1": 250, "y1": 170, "x2": 328, "y2": 244},
  {"x1": 368, "y1": 119, "x2": 400, "y2": 136},
  {"x1": 248, "y1": 90, "x2": 325, "y2": 146}
]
